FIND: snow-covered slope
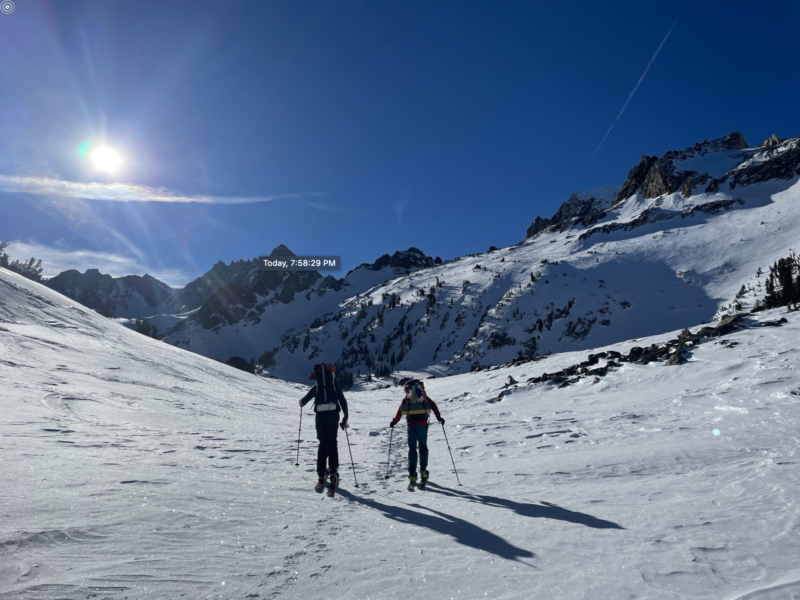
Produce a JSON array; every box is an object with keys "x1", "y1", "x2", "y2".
[
  {"x1": 161, "y1": 247, "x2": 440, "y2": 365},
  {"x1": 3, "y1": 264, "x2": 800, "y2": 599},
  {"x1": 267, "y1": 133, "x2": 800, "y2": 382}
]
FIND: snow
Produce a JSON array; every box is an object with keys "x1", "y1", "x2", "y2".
[
  {"x1": 263, "y1": 172, "x2": 800, "y2": 381},
  {"x1": 3, "y1": 267, "x2": 800, "y2": 599},
  {"x1": 672, "y1": 149, "x2": 753, "y2": 179}
]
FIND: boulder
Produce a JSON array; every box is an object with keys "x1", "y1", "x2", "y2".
[
  {"x1": 627, "y1": 346, "x2": 644, "y2": 362},
  {"x1": 710, "y1": 313, "x2": 746, "y2": 337}
]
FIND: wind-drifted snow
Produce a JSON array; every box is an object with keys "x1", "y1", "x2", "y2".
[{"x1": 2, "y1": 268, "x2": 800, "y2": 599}]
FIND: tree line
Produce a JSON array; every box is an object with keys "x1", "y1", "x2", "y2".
[{"x1": 0, "y1": 242, "x2": 44, "y2": 282}]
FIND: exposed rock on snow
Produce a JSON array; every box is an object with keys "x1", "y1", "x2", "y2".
[
  {"x1": 615, "y1": 154, "x2": 659, "y2": 204},
  {"x1": 45, "y1": 269, "x2": 178, "y2": 318},
  {"x1": 757, "y1": 133, "x2": 783, "y2": 147}
]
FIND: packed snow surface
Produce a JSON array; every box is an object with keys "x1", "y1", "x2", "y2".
[{"x1": 2, "y1": 268, "x2": 800, "y2": 599}]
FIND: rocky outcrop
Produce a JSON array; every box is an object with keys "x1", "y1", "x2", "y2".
[
  {"x1": 45, "y1": 269, "x2": 118, "y2": 317},
  {"x1": 523, "y1": 314, "x2": 788, "y2": 386},
  {"x1": 360, "y1": 247, "x2": 435, "y2": 272},
  {"x1": 526, "y1": 216, "x2": 552, "y2": 239},
  {"x1": 757, "y1": 133, "x2": 783, "y2": 147},
  {"x1": 225, "y1": 356, "x2": 255, "y2": 373},
  {"x1": 615, "y1": 132, "x2": 750, "y2": 203},
  {"x1": 709, "y1": 131, "x2": 748, "y2": 151},
  {"x1": 680, "y1": 172, "x2": 709, "y2": 198},
  {"x1": 578, "y1": 198, "x2": 743, "y2": 241},
  {"x1": 526, "y1": 193, "x2": 609, "y2": 239},
  {"x1": 176, "y1": 245, "x2": 321, "y2": 315},
  {"x1": 641, "y1": 155, "x2": 684, "y2": 199},
  {"x1": 45, "y1": 269, "x2": 177, "y2": 318},
  {"x1": 119, "y1": 273, "x2": 175, "y2": 308},
  {"x1": 725, "y1": 139, "x2": 800, "y2": 189},
  {"x1": 615, "y1": 155, "x2": 658, "y2": 204}
]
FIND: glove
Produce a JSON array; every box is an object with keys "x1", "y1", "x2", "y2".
[
  {"x1": 390, "y1": 421, "x2": 396, "y2": 428},
  {"x1": 439, "y1": 418, "x2": 445, "y2": 425},
  {"x1": 340, "y1": 420, "x2": 348, "y2": 430},
  {"x1": 298, "y1": 399, "x2": 304, "y2": 407}
]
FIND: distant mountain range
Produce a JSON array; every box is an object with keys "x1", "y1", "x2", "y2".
[{"x1": 44, "y1": 131, "x2": 800, "y2": 383}]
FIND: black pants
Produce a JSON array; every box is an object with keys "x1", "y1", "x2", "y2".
[{"x1": 315, "y1": 412, "x2": 340, "y2": 478}]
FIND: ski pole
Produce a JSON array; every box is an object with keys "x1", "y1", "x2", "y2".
[
  {"x1": 440, "y1": 422, "x2": 462, "y2": 486},
  {"x1": 385, "y1": 426, "x2": 394, "y2": 479},
  {"x1": 294, "y1": 407, "x2": 303, "y2": 466},
  {"x1": 343, "y1": 423, "x2": 359, "y2": 488}
]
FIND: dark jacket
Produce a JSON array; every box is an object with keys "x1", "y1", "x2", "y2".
[{"x1": 300, "y1": 382, "x2": 349, "y2": 421}]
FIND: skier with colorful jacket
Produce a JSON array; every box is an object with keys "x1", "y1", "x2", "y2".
[
  {"x1": 390, "y1": 378, "x2": 444, "y2": 491},
  {"x1": 299, "y1": 363, "x2": 349, "y2": 496}
]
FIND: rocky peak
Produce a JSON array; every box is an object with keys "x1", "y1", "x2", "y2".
[
  {"x1": 615, "y1": 132, "x2": 750, "y2": 203},
  {"x1": 362, "y1": 247, "x2": 435, "y2": 272},
  {"x1": 526, "y1": 193, "x2": 610, "y2": 239},
  {"x1": 757, "y1": 133, "x2": 784, "y2": 148},
  {"x1": 269, "y1": 244, "x2": 296, "y2": 257},
  {"x1": 119, "y1": 273, "x2": 175, "y2": 307},
  {"x1": 614, "y1": 155, "x2": 659, "y2": 204},
  {"x1": 708, "y1": 131, "x2": 748, "y2": 151}
]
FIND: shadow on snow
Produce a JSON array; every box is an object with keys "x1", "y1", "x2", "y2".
[
  {"x1": 426, "y1": 482, "x2": 625, "y2": 530},
  {"x1": 336, "y1": 488, "x2": 536, "y2": 566}
]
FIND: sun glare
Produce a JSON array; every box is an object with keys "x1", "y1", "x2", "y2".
[{"x1": 92, "y1": 146, "x2": 122, "y2": 173}]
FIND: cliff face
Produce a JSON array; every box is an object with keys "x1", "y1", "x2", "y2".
[
  {"x1": 526, "y1": 187, "x2": 620, "y2": 240},
  {"x1": 612, "y1": 132, "x2": 753, "y2": 204},
  {"x1": 45, "y1": 269, "x2": 177, "y2": 318}
]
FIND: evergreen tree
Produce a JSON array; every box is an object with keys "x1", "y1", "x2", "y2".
[
  {"x1": 754, "y1": 254, "x2": 800, "y2": 311},
  {"x1": 2, "y1": 242, "x2": 44, "y2": 282}
]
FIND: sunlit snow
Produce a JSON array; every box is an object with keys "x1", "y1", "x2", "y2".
[{"x1": 2, "y1": 267, "x2": 800, "y2": 599}]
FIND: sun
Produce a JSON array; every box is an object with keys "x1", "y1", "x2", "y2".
[{"x1": 92, "y1": 146, "x2": 122, "y2": 173}]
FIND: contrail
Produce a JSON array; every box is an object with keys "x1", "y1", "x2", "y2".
[{"x1": 590, "y1": 19, "x2": 678, "y2": 163}]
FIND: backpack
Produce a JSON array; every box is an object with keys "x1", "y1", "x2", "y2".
[
  {"x1": 313, "y1": 363, "x2": 339, "y2": 412},
  {"x1": 401, "y1": 379, "x2": 432, "y2": 418}
]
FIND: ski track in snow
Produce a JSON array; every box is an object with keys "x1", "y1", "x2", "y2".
[{"x1": 2, "y1": 268, "x2": 800, "y2": 599}]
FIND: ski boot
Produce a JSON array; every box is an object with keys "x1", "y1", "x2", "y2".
[
  {"x1": 419, "y1": 469, "x2": 429, "y2": 490},
  {"x1": 314, "y1": 478, "x2": 325, "y2": 493},
  {"x1": 327, "y1": 471, "x2": 338, "y2": 497},
  {"x1": 407, "y1": 473, "x2": 417, "y2": 492}
]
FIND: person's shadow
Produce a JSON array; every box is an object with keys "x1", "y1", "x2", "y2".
[
  {"x1": 336, "y1": 489, "x2": 537, "y2": 566},
  {"x1": 425, "y1": 483, "x2": 624, "y2": 530}
]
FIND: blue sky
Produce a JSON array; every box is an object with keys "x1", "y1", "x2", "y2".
[{"x1": 1, "y1": 0, "x2": 798, "y2": 286}]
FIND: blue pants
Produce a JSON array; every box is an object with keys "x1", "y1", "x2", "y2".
[{"x1": 407, "y1": 424, "x2": 429, "y2": 474}]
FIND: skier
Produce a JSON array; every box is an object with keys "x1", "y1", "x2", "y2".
[
  {"x1": 299, "y1": 363, "x2": 349, "y2": 497},
  {"x1": 389, "y1": 378, "x2": 444, "y2": 491}
]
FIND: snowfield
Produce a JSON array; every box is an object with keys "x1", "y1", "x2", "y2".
[{"x1": 2, "y1": 267, "x2": 800, "y2": 599}]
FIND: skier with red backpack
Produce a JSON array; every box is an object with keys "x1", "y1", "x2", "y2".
[
  {"x1": 390, "y1": 378, "x2": 444, "y2": 491},
  {"x1": 299, "y1": 363, "x2": 349, "y2": 496}
]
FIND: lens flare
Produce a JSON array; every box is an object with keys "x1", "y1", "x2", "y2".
[
  {"x1": 78, "y1": 140, "x2": 93, "y2": 161},
  {"x1": 712, "y1": 429, "x2": 721, "y2": 436}
]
